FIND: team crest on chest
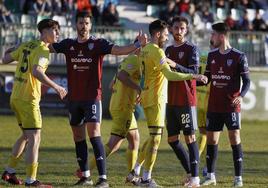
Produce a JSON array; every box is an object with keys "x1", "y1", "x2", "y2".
[
  {"x1": 227, "y1": 59, "x2": 233, "y2": 66},
  {"x1": 178, "y1": 52, "x2": 184, "y2": 59},
  {"x1": 88, "y1": 43, "x2": 94, "y2": 50}
]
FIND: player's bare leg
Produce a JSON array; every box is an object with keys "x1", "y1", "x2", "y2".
[
  {"x1": 107, "y1": 135, "x2": 124, "y2": 154},
  {"x1": 23, "y1": 130, "x2": 51, "y2": 187},
  {"x1": 228, "y1": 130, "x2": 243, "y2": 187},
  {"x1": 2, "y1": 131, "x2": 26, "y2": 185}
]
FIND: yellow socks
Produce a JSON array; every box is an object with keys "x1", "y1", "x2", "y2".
[
  {"x1": 144, "y1": 135, "x2": 161, "y2": 172},
  {"x1": 137, "y1": 138, "x2": 149, "y2": 166},
  {"x1": 198, "y1": 133, "x2": 207, "y2": 157},
  {"x1": 126, "y1": 149, "x2": 138, "y2": 171},
  {"x1": 7, "y1": 155, "x2": 21, "y2": 169},
  {"x1": 26, "y1": 162, "x2": 38, "y2": 180}
]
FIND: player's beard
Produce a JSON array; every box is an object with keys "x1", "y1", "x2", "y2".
[
  {"x1": 78, "y1": 28, "x2": 89, "y2": 38},
  {"x1": 173, "y1": 34, "x2": 183, "y2": 43},
  {"x1": 210, "y1": 40, "x2": 220, "y2": 48},
  {"x1": 158, "y1": 36, "x2": 167, "y2": 48}
]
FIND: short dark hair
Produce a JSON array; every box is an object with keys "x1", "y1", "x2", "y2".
[
  {"x1": 37, "y1": 19, "x2": 60, "y2": 33},
  {"x1": 212, "y1": 22, "x2": 230, "y2": 35},
  {"x1": 170, "y1": 16, "x2": 189, "y2": 26},
  {"x1": 75, "y1": 11, "x2": 92, "y2": 23},
  {"x1": 149, "y1": 19, "x2": 168, "y2": 36}
]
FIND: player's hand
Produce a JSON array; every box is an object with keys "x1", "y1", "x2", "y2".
[
  {"x1": 136, "y1": 30, "x2": 148, "y2": 47},
  {"x1": 231, "y1": 96, "x2": 242, "y2": 107},
  {"x1": 166, "y1": 58, "x2": 177, "y2": 68},
  {"x1": 4, "y1": 43, "x2": 20, "y2": 55},
  {"x1": 193, "y1": 74, "x2": 208, "y2": 84},
  {"x1": 55, "y1": 85, "x2": 67, "y2": 100}
]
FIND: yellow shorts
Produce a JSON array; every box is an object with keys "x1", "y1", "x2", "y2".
[
  {"x1": 144, "y1": 103, "x2": 166, "y2": 129},
  {"x1": 10, "y1": 99, "x2": 42, "y2": 129},
  {"x1": 110, "y1": 109, "x2": 137, "y2": 138}
]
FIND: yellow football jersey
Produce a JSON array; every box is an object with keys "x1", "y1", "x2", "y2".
[
  {"x1": 140, "y1": 43, "x2": 168, "y2": 108},
  {"x1": 109, "y1": 54, "x2": 141, "y2": 111},
  {"x1": 197, "y1": 61, "x2": 210, "y2": 128},
  {"x1": 10, "y1": 40, "x2": 50, "y2": 103},
  {"x1": 196, "y1": 62, "x2": 210, "y2": 111}
]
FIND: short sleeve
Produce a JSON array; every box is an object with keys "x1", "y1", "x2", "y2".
[
  {"x1": 120, "y1": 55, "x2": 139, "y2": 75},
  {"x1": 165, "y1": 46, "x2": 171, "y2": 57},
  {"x1": 99, "y1": 38, "x2": 114, "y2": 55},
  {"x1": 52, "y1": 39, "x2": 70, "y2": 54},
  {"x1": 32, "y1": 47, "x2": 50, "y2": 69},
  {"x1": 10, "y1": 45, "x2": 22, "y2": 61}
]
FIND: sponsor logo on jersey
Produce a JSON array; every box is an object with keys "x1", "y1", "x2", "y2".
[
  {"x1": 71, "y1": 58, "x2": 92, "y2": 63},
  {"x1": 88, "y1": 43, "x2": 94, "y2": 50},
  {"x1": 179, "y1": 52, "x2": 184, "y2": 59},
  {"x1": 73, "y1": 64, "x2": 89, "y2": 70},
  {"x1": 212, "y1": 74, "x2": 231, "y2": 80},
  {"x1": 212, "y1": 81, "x2": 228, "y2": 87},
  {"x1": 227, "y1": 59, "x2": 233, "y2": 66}
]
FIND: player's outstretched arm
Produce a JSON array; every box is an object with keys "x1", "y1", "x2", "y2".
[
  {"x1": 1, "y1": 47, "x2": 17, "y2": 64},
  {"x1": 32, "y1": 65, "x2": 67, "y2": 100},
  {"x1": 166, "y1": 58, "x2": 198, "y2": 74},
  {"x1": 162, "y1": 63, "x2": 208, "y2": 83},
  {"x1": 111, "y1": 31, "x2": 147, "y2": 55},
  {"x1": 161, "y1": 63, "x2": 193, "y2": 81}
]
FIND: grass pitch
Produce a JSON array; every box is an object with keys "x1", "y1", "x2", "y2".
[{"x1": 0, "y1": 115, "x2": 267, "y2": 187}]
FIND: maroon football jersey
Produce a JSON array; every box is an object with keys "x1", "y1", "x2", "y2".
[
  {"x1": 165, "y1": 41, "x2": 199, "y2": 106},
  {"x1": 52, "y1": 36, "x2": 114, "y2": 101},
  {"x1": 205, "y1": 48, "x2": 249, "y2": 112}
]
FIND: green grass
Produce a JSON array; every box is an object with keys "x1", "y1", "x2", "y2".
[{"x1": 0, "y1": 115, "x2": 267, "y2": 187}]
